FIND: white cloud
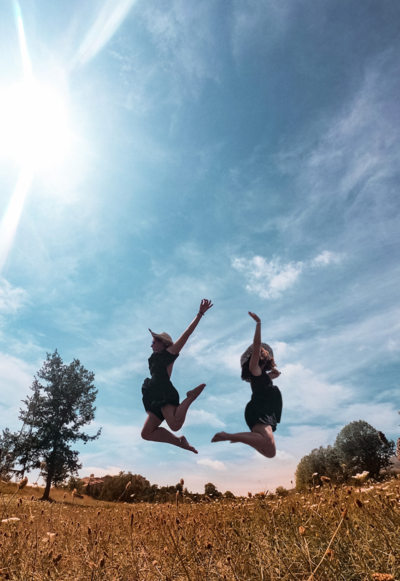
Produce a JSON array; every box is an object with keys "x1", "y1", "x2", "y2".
[
  {"x1": 185, "y1": 409, "x2": 225, "y2": 428},
  {"x1": 197, "y1": 458, "x2": 227, "y2": 471},
  {"x1": 311, "y1": 251, "x2": 344, "y2": 267},
  {"x1": 279, "y1": 363, "x2": 350, "y2": 420},
  {"x1": 232, "y1": 256, "x2": 303, "y2": 299},
  {"x1": 0, "y1": 352, "x2": 34, "y2": 411},
  {"x1": 0, "y1": 278, "x2": 27, "y2": 314},
  {"x1": 232, "y1": 251, "x2": 342, "y2": 299},
  {"x1": 275, "y1": 450, "x2": 295, "y2": 462}
]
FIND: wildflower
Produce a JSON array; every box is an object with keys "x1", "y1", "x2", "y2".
[
  {"x1": 299, "y1": 526, "x2": 306, "y2": 536},
  {"x1": 353, "y1": 471, "x2": 369, "y2": 481},
  {"x1": 372, "y1": 575, "x2": 395, "y2": 581},
  {"x1": 18, "y1": 477, "x2": 28, "y2": 490},
  {"x1": 354, "y1": 498, "x2": 363, "y2": 508}
]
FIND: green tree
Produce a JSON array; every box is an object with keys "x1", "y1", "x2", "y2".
[
  {"x1": 0, "y1": 429, "x2": 16, "y2": 481},
  {"x1": 204, "y1": 482, "x2": 221, "y2": 498},
  {"x1": 335, "y1": 420, "x2": 394, "y2": 479},
  {"x1": 295, "y1": 445, "x2": 343, "y2": 489},
  {"x1": 275, "y1": 486, "x2": 289, "y2": 497},
  {"x1": 14, "y1": 350, "x2": 101, "y2": 500}
]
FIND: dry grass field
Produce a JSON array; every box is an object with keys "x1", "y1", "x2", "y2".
[{"x1": 1, "y1": 477, "x2": 399, "y2": 581}]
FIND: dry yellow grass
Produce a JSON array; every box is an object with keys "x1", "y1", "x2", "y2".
[{"x1": 1, "y1": 477, "x2": 400, "y2": 580}]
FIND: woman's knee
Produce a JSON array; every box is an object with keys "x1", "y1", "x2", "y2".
[
  {"x1": 141, "y1": 428, "x2": 152, "y2": 441},
  {"x1": 264, "y1": 448, "x2": 276, "y2": 459},
  {"x1": 261, "y1": 444, "x2": 276, "y2": 458},
  {"x1": 167, "y1": 420, "x2": 182, "y2": 432}
]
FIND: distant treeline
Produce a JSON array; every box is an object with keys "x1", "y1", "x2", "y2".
[{"x1": 66, "y1": 473, "x2": 241, "y2": 503}]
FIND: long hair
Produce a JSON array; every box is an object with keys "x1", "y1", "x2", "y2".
[{"x1": 241, "y1": 352, "x2": 277, "y2": 383}]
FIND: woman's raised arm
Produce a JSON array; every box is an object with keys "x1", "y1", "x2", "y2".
[
  {"x1": 167, "y1": 299, "x2": 213, "y2": 355},
  {"x1": 248, "y1": 312, "x2": 262, "y2": 376}
]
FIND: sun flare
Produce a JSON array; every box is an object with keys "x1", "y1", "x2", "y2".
[{"x1": 0, "y1": 80, "x2": 71, "y2": 171}]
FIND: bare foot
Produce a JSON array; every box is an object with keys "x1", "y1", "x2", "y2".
[
  {"x1": 187, "y1": 383, "x2": 206, "y2": 401},
  {"x1": 178, "y1": 435, "x2": 198, "y2": 454},
  {"x1": 211, "y1": 431, "x2": 230, "y2": 443}
]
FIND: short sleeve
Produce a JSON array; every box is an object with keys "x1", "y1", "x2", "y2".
[{"x1": 162, "y1": 350, "x2": 179, "y2": 365}]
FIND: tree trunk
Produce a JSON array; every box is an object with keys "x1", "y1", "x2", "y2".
[
  {"x1": 41, "y1": 470, "x2": 53, "y2": 501},
  {"x1": 41, "y1": 440, "x2": 57, "y2": 501}
]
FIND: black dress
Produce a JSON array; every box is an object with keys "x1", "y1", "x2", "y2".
[
  {"x1": 244, "y1": 369, "x2": 282, "y2": 432},
  {"x1": 142, "y1": 351, "x2": 180, "y2": 422}
]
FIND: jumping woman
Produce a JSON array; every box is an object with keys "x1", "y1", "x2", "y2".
[
  {"x1": 141, "y1": 299, "x2": 213, "y2": 454},
  {"x1": 211, "y1": 312, "x2": 282, "y2": 458}
]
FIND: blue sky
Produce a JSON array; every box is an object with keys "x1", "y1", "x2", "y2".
[{"x1": 0, "y1": 0, "x2": 399, "y2": 495}]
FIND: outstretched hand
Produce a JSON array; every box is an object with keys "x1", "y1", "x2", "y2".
[
  {"x1": 199, "y1": 299, "x2": 213, "y2": 315},
  {"x1": 248, "y1": 311, "x2": 261, "y2": 323}
]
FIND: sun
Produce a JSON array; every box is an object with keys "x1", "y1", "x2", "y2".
[{"x1": 0, "y1": 80, "x2": 72, "y2": 171}]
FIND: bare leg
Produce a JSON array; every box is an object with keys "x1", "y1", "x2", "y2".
[
  {"x1": 161, "y1": 383, "x2": 206, "y2": 431},
  {"x1": 141, "y1": 412, "x2": 198, "y2": 453},
  {"x1": 211, "y1": 424, "x2": 276, "y2": 458}
]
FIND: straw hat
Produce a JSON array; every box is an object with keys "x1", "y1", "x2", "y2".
[
  {"x1": 149, "y1": 329, "x2": 173, "y2": 346},
  {"x1": 240, "y1": 343, "x2": 274, "y2": 367}
]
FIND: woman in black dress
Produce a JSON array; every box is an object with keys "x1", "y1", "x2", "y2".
[
  {"x1": 211, "y1": 312, "x2": 282, "y2": 458},
  {"x1": 141, "y1": 299, "x2": 213, "y2": 454}
]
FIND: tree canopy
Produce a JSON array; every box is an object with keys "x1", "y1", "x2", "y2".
[
  {"x1": 295, "y1": 420, "x2": 395, "y2": 489},
  {"x1": 13, "y1": 350, "x2": 101, "y2": 500},
  {"x1": 335, "y1": 420, "x2": 394, "y2": 479}
]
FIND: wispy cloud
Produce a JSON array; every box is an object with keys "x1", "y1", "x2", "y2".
[
  {"x1": 0, "y1": 277, "x2": 27, "y2": 314},
  {"x1": 276, "y1": 54, "x2": 400, "y2": 247},
  {"x1": 232, "y1": 251, "x2": 344, "y2": 299},
  {"x1": 140, "y1": 1, "x2": 224, "y2": 96}
]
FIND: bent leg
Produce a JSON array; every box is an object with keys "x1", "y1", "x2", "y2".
[
  {"x1": 161, "y1": 383, "x2": 206, "y2": 432},
  {"x1": 211, "y1": 424, "x2": 276, "y2": 458},
  {"x1": 251, "y1": 423, "x2": 276, "y2": 458},
  {"x1": 141, "y1": 412, "x2": 198, "y2": 453}
]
